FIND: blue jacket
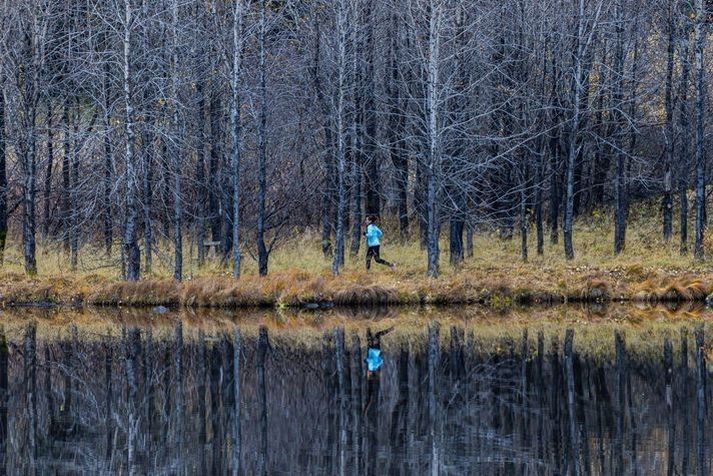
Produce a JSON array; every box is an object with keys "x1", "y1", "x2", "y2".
[{"x1": 365, "y1": 224, "x2": 383, "y2": 247}]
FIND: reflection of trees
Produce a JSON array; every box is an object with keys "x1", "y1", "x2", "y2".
[{"x1": 0, "y1": 323, "x2": 707, "y2": 474}]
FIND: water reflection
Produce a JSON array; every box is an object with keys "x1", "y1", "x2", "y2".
[{"x1": 0, "y1": 306, "x2": 709, "y2": 474}]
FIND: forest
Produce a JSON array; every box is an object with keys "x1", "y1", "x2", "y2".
[{"x1": 0, "y1": 0, "x2": 709, "y2": 283}]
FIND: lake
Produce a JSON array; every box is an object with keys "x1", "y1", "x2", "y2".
[{"x1": 0, "y1": 304, "x2": 710, "y2": 475}]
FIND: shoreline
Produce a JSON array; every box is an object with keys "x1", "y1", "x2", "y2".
[{"x1": 0, "y1": 268, "x2": 711, "y2": 309}]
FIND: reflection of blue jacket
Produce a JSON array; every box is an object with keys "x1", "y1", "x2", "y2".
[
  {"x1": 365, "y1": 224, "x2": 383, "y2": 247},
  {"x1": 365, "y1": 348, "x2": 383, "y2": 371}
]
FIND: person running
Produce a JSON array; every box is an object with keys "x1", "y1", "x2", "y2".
[{"x1": 364, "y1": 216, "x2": 395, "y2": 271}]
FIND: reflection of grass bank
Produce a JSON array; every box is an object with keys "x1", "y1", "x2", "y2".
[{"x1": 1, "y1": 304, "x2": 711, "y2": 363}]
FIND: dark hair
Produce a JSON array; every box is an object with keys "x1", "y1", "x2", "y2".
[{"x1": 366, "y1": 215, "x2": 377, "y2": 223}]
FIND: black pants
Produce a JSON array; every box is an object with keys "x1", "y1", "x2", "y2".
[{"x1": 366, "y1": 246, "x2": 392, "y2": 270}]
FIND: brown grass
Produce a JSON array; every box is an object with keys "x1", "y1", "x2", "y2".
[{"x1": 1, "y1": 200, "x2": 713, "y2": 307}]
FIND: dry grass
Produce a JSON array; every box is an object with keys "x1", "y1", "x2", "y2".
[{"x1": 1, "y1": 200, "x2": 713, "y2": 307}]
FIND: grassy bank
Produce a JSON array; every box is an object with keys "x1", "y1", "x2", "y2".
[{"x1": 1, "y1": 204, "x2": 713, "y2": 308}]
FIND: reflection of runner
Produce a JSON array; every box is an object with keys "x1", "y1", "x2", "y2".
[
  {"x1": 365, "y1": 327, "x2": 394, "y2": 378},
  {"x1": 364, "y1": 325, "x2": 395, "y2": 470}
]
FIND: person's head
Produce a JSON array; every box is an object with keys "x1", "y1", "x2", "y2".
[{"x1": 366, "y1": 215, "x2": 376, "y2": 225}]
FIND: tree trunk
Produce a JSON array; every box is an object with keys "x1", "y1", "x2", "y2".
[
  {"x1": 564, "y1": 0, "x2": 592, "y2": 260},
  {"x1": 70, "y1": 100, "x2": 80, "y2": 271},
  {"x1": 663, "y1": 0, "x2": 676, "y2": 242},
  {"x1": 196, "y1": 79, "x2": 207, "y2": 267},
  {"x1": 122, "y1": 0, "x2": 140, "y2": 281},
  {"x1": 22, "y1": 106, "x2": 37, "y2": 275},
  {"x1": 103, "y1": 60, "x2": 113, "y2": 256},
  {"x1": 449, "y1": 218, "x2": 464, "y2": 266},
  {"x1": 694, "y1": 0, "x2": 705, "y2": 261},
  {"x1": 426, "y1": 4, "x2": 441, "y2": 278},
  {"x1": 230, "y1": 0, "x2": 244, "y2": 278},
  {"x1": 62, "y1": 101, "x2": 71, "y2": 254},
  {"x1": 362, "y1": 0, "x2": 379, "y2": 217},
  {"x1": 679, "y1": 8, "x2": 692, "y2": 255},
  {"x1": 257, "y1": 0, "x2": 268, "y2": 276},
  {"x1": 42, "y1": 103, "x2": 54, "y2": 242},
  {"x1": 331, "y1": 0, "x2": 348, "y2": 276},
  {"x1": 0, "y1": 74, "x2": 5, "y2": 266},
  {"x1": 388, "y1": 11, "x2": 408, "y2": 240},
  {"x1": 209, "y1": 90, "x2": 222, "y2": 245},
  {"x1": 143, "y1": 115, "x2": 153, "y2": 274},
  {"x1": 613, "y1": 0, "x2": 626, "y2": 255},
  {"x1": 170, "y1": 0, "x2": 182, "y2": 281}
]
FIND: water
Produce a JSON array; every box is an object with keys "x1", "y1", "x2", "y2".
[{"x1": 0, "y1": 305, "x2": 711, "y2": 475}]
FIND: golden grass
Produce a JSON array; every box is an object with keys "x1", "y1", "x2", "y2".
[{"x1": 1, "y1": 200, "x2": 713, "y2": 307}]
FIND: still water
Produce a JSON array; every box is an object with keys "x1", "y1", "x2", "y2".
[{"x1": 0, "y1": 305, "x2": 710, "y2": 475}]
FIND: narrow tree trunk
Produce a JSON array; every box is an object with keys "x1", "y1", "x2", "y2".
[
  {"x1": 388, "y1": 11, "x2": 408, "y2": 240},
  {"x1": 426, "y1": 5, "x2": 441, "y2": 278},
  {"x1": 678, "y1": 9, "x2": 691, "y2": 255},
  {"x1": 170, "y1": 0, "x2": 182, "y2": 281},
  {"x1": 449, "y1": 218, "x2": 464, "y2": 266},
  {"x1": 70, "y1": 100, "x2": 80, "y2": 271},
  {"x1": 122, "y1": 0, "x2": 140, "y2": 281},
  {"x1": 195, "y1": 79, "x2": 207, "y2": 267},
  {"x1": 613, "y1": 0, "x2": 626, "y2": 255},
  {"x1": 62, "y1": 100, "x2": 71, "y2": 253},
  {"x1": 663, "y1": 0, "x2": 676, "y2": 242},
  {"x1": 564, "y1": 0, "x2": 587, "y2": 261},
  {"x1": 208, "y1": 90, "x2": 222, "y2": 245},
  {"x1": 535, "y1": 148, "x2": 544, "y2": 255},
  {"x1": 22, "y1": 121, "x2": 37, "y2": 275},
  {"x1": 349, "y1": 147, "x2": 363, "y2": 256},
  {"x1": 520, "y1": 161, "x2": 529, "y2": 262},
  {"x1": 331, "y1": 0, "x2": 348, "y2": 276},
  {"x1": 257, "y1": 0, "x2": 269, "y2": 276},
  {"x1": 230, "y1": 0, "x2": 244, "y2": 278},
  {"x1": 42, "y1": 104, "x2": 54, "y2": 242},
  {"x1": 693, "y1": 0, "x2": 706, "y2": 261},
  {"x1": 548, "y1": 125, "x2": 560, "y2": 246},
  {"x1": 143, "y1": 114, "x2": 153, "y2": 274},
  {"x1": 0, "y1": 74, "x2": 5, "y2": 266},
  {"x1": 362, "y1": 0, "x2": 379, "y2": 218},
  {"x1": 103, "y1": 62, "x2": 113, "y2": 256}
]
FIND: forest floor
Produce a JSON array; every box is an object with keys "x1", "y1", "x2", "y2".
[{"x1": 2, "y1": 203, "x2": 713, "y2": 308}]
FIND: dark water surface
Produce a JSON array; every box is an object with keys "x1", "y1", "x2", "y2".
[{"x1": 0, "y1": 306, "x2": 711, "y2": 475}]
